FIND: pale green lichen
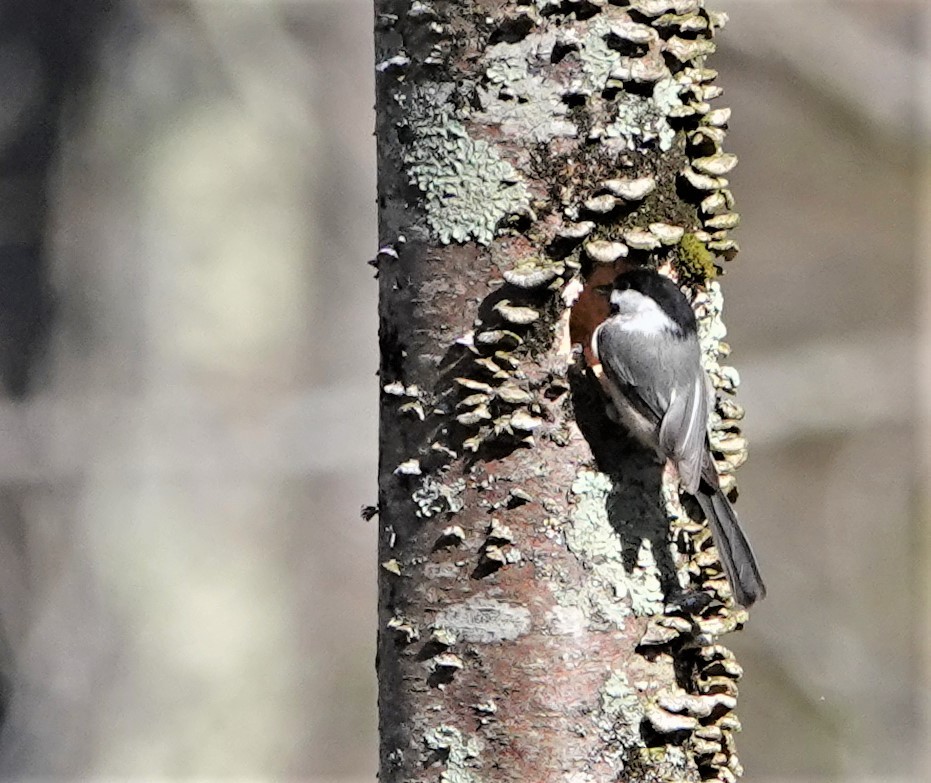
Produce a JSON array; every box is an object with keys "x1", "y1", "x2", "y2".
[
  {"x1": 604, "y1": 75, "x2": 682, "y2": 152},
  {"x1": 476, "y1": 37, "x2": 577, "y2": 142},
  {"x1": 563, "y1": 470, "x2": 665, "y2": 627},
  {"x1": 629, "y1": 538, "x2": 664, "y2": 615},
  {"x1": 424, "y1": 725, "x2": 483, "y2": 783},
  {"x1": 653, "y1": 74, "x2": 683, "y2": 115},
  {"x1": 578, "y1": 17, "x2": 619, "y2": 94},
  {"x1": 596, "y1": 670, "x2": 645, "y2": 770},
  {"x1": 400, "y1": 83, "x2": 531, "y2": 245}
]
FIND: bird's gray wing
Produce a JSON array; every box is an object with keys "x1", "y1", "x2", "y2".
[
  {"x1": 659, "y1": 370, "x2": 708, "y2": 494},
  {"x1": 595, "y1": 322, "x2": 670, "y2": 426}
]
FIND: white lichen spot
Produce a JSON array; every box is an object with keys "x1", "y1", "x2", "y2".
[
  {"x1": 584, "y1": 194, "x2": 619, "y2": 214},
  {"x1": 682, "y1": 166, "x2": 728, "y2": 191},
  {"x1": 457, "y1": 404, "x2": 492, "y2": 426},
  {"x1": 487, "y1": 518, "x2": 514, "y2": 543},
  {"x1": 399, "y1": 400, "x2": 426, "y2": 420},
  {"x1": 608, "y1": 18, "x2": 659, "y2": 45},
  {"x1": 577, "y1": 17, "x2": 620, "y2": 94},
  {"x1": 561, "y1": 276, "x2": 585, "y2": 308},
  {"x1": 704, "y1": 106, "x2": 731, "y2": 127},
  {"x1": 655, "y1": 11, "x2": 709, "y2": 33},
  {"x1": 475, "y1": 329, "x2": 522, "y2": 347},
  {"x1": 657, "y1": 689, "x2": 736, "y2": 718},
  {"x1": 430, "y1": 626, "x2": 458, "y2": 646},
  {"x1": 547, "y1": 604, "x2": 588, "y2": 636},
  {"x1": 700, "y1": 191, "x2": 728, "y2": 215},
  {"x1": 408, "y1": 1, "x2": 436, "y2": 18},
  {"x1": 482, "y1": 545, "x2": 507, "y2": 565},
  {"x1": 457, "y1": 394, "x2": 491, "y2": 410},
  {"x1": 463, "y1": 435, "x2": 483, "y2": 453},
  {"x1": 709, "y1": 10, "x2": 729, "y2": 31}
]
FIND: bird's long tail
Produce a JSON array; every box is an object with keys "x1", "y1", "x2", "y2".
[{"x1": 695, "y1": 489, "x2": 766, "y2": 607}]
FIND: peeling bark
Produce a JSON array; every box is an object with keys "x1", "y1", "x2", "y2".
[{"x1": 375, "y1": 2, "x2": 753, "y2": 781}]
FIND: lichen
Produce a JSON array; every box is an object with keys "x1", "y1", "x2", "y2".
[
  {"x1": 423, "y1": 725, "x2": 483, "y2": 783},
  {"x1": 596, "y1": 670, "x2": 645, "y2": 771},
  {"x1": 476, "y1": 36, "x2": 577, "y2": 142},
  {"x1": 604, "y1": 75, "x2": 682, "y2": 152},
  {"x1": 400, "y1": 83, "x2": 531, "y2": 245},
  {"x1": 578, "y1": 17, "x2": 620, "y2": 94},
  {"x1": 563, "y1": 470, "x2": 665, "y2": 628}
]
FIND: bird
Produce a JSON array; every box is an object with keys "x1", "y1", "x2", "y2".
[{"x1": 591, "y1": 266, "x2": 766, "y2": 607}]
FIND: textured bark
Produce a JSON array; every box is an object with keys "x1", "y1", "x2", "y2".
[{"x1": 375, "y1": 2, "x2": 751, "y2": 781}]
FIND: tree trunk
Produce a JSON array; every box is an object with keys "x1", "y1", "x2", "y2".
[{"x1": 374, "y1": 2, "x2": 751, "y2": 781}]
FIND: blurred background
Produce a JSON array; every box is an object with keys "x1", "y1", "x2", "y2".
[{"x1": 0, "y1": 0, "x2": 925, "y2": 780}]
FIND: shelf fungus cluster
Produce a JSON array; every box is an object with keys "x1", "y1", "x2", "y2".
[
  {"x1": 376, "y1": 0, "x2": 755, "y2": 781},
  {"x1": 638, "y1": 624, "x2": 749, "y2": 783}
]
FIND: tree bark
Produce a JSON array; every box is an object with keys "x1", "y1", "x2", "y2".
[{"x1": 374, "y1": 2, "x2": 751, "y2": 781}]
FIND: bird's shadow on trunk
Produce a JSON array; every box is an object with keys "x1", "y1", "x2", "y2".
[{"x1": 568, "y1": 358, "x2": 686, "y2": 603}]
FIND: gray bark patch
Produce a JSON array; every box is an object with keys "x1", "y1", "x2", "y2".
[{"x1": 436, "y1": 597, "x2": 532, "y2": 644}]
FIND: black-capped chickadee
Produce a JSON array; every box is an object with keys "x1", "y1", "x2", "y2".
[{"x1": 592, "y1": 267, "x2": 766, "y2": 607}]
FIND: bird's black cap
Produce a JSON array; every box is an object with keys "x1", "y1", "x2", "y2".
[{"x1": 612, "y1": 267, "x2": 697, "y2": 333}]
